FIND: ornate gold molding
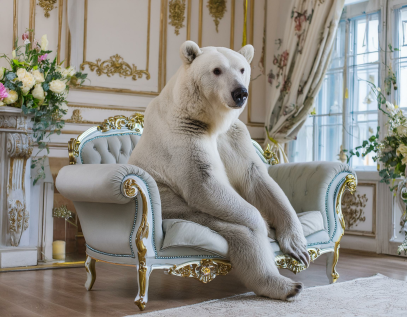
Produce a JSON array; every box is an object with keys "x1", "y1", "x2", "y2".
[
  {"x1": 133, "y1": 182, "x2": 150, "y2": 311},
  {"x1": 275, "y1": 248, "x2": 321, "y2": 274},
  {"x1": 263, "y1": 144, "x2": 279, "y2": 165},
  {"x1": 37, "y1": 0, "x2": 57, "y2": 18},
  {"x1": 73, "y1": 0, "x2": 163, "y2": 96},
  {"x1": 166, "y1": 259, "x2": 232, "y2": 283},
  {"x1": 8, "y1": 199, "x2": 29, "y2": 247},
  {"x1": 68, "y1": 138, "x2": 80, "y2": 165},
  {"x1": 331, "y1": 174, "x2": 357, "y2": 283},
  {"x1": 123, "y1": 179, "x2": 139, "y2": 198},
  {"x1": 98, "y1": 114, "x2": 144, "y2": 133},
  {"x1": 13, "y1": 0, "x2": 18, "y2": 48},
  {"x1": 66, "y1": 109, "x2": 98, "y2": 124},
  {"x1": 207, "y1": 0, "x2": 227, "y2": 33},
  {"x1": 81, "y1": 54, "x2": 150, "y2": 81},
  {"x1": 169, "y1": 0, "x2": 186, "y2": 35}
]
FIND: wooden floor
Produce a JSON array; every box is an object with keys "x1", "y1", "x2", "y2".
[{"x1": 0, "y1": 249, "x2": 406, "y2": 317}]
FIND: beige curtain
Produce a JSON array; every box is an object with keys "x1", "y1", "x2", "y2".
[{"x1": 265, "y1": 0, "x2": 345, "y2": 162}]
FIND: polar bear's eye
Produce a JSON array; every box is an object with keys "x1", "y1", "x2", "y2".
[
  {"x1": 240, "y1": 68, "x2": 245, "y2": 74},
  {"x1": 213, "y1": 68, "x2": 222, "y2": 75}
]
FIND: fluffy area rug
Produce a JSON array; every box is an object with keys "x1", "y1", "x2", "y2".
[{"x1": 128, "y1": 274, "x2": 407, "y2": 317}]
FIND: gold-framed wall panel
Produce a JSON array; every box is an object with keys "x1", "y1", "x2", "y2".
[
  {"x1": 197, "y1": 0, "x2": 235, "y2": 50},
  {"x1": 13, "y1": 0, "x2": 18, "y2": 48},
  {"x1": 344, "y1": 182, "x2": 377, "y2": 237},
  {"x1": 70, "y1": 0, "x2": 165, "y2": 96},
  {"x1": 246, "y1": 0, "x2": 265, "y2": 127}
]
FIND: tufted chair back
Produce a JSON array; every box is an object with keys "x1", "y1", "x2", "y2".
[
  {"x1": 78, "y1": 134, "x2": 141, "y2": 164},
  {"x1": 68, "y1": 115, "x2": 144, "y2": 166}
]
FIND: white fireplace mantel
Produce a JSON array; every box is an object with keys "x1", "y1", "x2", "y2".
[{"x1": 0, "y1": 106, "x2": 54, "y2": 268}]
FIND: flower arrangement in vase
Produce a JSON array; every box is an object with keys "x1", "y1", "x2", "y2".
[
  {"x1": 0, "y1": 30, "x2": 87, "y2": 184},
  {"x1": 344, "y1": 45, "x2": 407, "y2": 255}
]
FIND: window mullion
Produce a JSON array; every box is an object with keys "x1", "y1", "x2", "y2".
[{"x1": 343, "y1": 20, "x2": 351, "y2": 156}]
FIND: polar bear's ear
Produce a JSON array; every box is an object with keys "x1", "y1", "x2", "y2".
[
  {"x1": 238, "y1": 45, "x2": 254, "y2": 64},
  {"x1": 180, "y1": 41, "x2": 202, "y2": 64}
]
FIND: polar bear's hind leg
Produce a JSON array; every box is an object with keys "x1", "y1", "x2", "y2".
[{"x1": 159, "y1": 187, "x2": 303, "y2": 300}]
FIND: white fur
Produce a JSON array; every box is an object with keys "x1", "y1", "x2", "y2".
[{"x1": 129, "y1": 41, "x2": 310, "y2": 300}]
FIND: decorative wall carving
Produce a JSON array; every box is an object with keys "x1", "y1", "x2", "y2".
[
  {"x1": 81, "y1": 54, "x2": 151, "y2": 81},
  {"x1": 8, "y1": 199, "x2": 29, "y2": 247},
  {"x1": 342, "y1": 191, "x2": 367, "y2": 229},
  {"x1": 207, "y1": 0, "x2": 227, "y2": 33},
  {"x1": 169, "y1": 0, "x2": 186, "y2": 35},
  {"x1": 6, "y1": 133, "x2": 34, "y2": 247},
  {"x1": 341, "y1": 183, "x2": 376, "y2": 237},
  {"x1": 75, "y1": 0, "x2": 162, "y2": 96},
  {"x1": 7, "y1": 133, "x2": 34, "y2": 158},
  {"x1": 0, "y1": 115, "x2": 17, "y2": 129},
  {"x1": 0, "y1": 115, "x2": 31, "y2": 130},
  {"x1": 65, "y1": 109, "x2": 98, "y2": 124},
  {"x1": 37, "y1": 0, "x2": 57, "y2": 18}
]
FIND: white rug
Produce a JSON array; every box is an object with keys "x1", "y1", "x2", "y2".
[{"x1": 129, "y1": 274, "x2": 407, "y2": 317}]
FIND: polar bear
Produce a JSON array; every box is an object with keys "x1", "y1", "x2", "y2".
[{"x1": 128, "y1": 41, "x2": 310, "y2": 300}]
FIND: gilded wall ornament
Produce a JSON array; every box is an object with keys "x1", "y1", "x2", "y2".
[
  {"x1": 169, "y1": 0, "x2": 186, "y2": 36},
  {"x1": 8, "y1": 199, "x2": 29, "y2": 247},
  {"x1": 80, "y1": 54, "x2": 150, "y2": 81},
  {"x1": 66, "y1": 109, "x2": 97, "y2": 124},
  {"x1": 342, "y1": 191, "x2": 368, "y2": 229},
  {"x1": 207, "y1": 0, "x2": 227, "y2": 33},
  {"x1": 37, "y1": 0, "x2": 57, "y2": 18}
]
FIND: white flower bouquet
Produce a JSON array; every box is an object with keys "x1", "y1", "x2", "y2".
[{"x1": 0, "y1": 31, "x2": 87, "y2": 184}]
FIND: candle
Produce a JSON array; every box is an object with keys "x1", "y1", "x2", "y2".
[{"x1": 52, "y1": 240, "x2": 66, "y2": 260}]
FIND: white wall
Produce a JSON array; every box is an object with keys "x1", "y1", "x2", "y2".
[{"x1": 0, "y1": 0, "x2": 271, "y2": 156}]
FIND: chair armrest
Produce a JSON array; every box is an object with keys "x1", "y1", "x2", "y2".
[
  {"x1": 268, "y1": 161, "x2": 357, "y2": 241},
  {"x1": 57, "y1": 164, "x2": 164, "y2": 259},
  {"x1": 56, "y1": 164, "x2": 154, "y2": 204}
]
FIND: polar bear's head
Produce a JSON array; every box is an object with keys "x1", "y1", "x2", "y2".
[{"x1": 178, "y1": 41, "x2": 254, "y2": 112}]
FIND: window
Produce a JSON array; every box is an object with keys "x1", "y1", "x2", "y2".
[
  {"x1": 288, "y1": 12, "x2": 380, "y2": 170},
  {"x1": 394, "y1": 6, "x2": 407, "y2": 110}
]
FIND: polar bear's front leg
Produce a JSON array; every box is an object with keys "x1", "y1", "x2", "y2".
[
  {"x1": 218, "y1": 121, "x2": 310, "y2": 267},
  {"x1": 243, "y1": 170, "x2": 311, "y2": 267}
]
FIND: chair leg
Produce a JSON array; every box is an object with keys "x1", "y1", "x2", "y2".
[
  {"x1": 134, "y1": 266, "x2": 151, "y2": 311},
  {"x1": 326, "y1": 246, "x2": 340, "y2": 284},
  {"x1": 85, "y1": 255, "x2": 96, "y2": 291}
]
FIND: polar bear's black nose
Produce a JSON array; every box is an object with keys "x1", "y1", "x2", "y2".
[{"x1": 231, "y1": 87, "x2": 248, "y2": 107}]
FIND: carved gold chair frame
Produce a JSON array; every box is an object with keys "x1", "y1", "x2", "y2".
[{"x1": 67, "y1": 114, "x2": 356, "y2": 311}]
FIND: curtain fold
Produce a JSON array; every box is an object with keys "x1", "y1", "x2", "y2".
[{"x1": 265, "y1": 0, "x2": 345, "y2": 163}]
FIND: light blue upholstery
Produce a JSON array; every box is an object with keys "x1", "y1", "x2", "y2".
[{"x1": 55, "y1": 118, "x2": 356, "y2": 310}]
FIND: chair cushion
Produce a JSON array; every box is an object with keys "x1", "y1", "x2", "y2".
[{"x1": 161, "y1": 211, "x2": 326, "y2": 257}]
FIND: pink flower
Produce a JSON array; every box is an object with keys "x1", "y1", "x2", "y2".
[
  {"x1": 38, "y1": 54, "x2": 48, "y2": 63},
  {"x1": 280, "y1": 50, "x2": 289, "y2": 67},
  {"x1": 22, "y1": 32, "x2": 29, "y2": 41},
  {"x1": 0, "y1": 83, "x2": 8, "y2": 100}
]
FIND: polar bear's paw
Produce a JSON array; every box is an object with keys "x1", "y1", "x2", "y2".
[
  {"x1": 277, "y1": 230, "x2": 310, "y2": 267},
  {"x1": 257, "y1": 276, "x2": 303, "y2": 301}
]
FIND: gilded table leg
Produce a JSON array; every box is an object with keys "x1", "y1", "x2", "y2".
[
  {"x1": 85, "y1": 255, "x2": 96, "y2": 291},
  {"x1": 134, "y1": 266, "x2": 151, "y2": 311}
]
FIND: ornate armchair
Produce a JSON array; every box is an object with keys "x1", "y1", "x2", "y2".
[{"x1": 56, "y1": 114, "x2": 356, "y2": 311}]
